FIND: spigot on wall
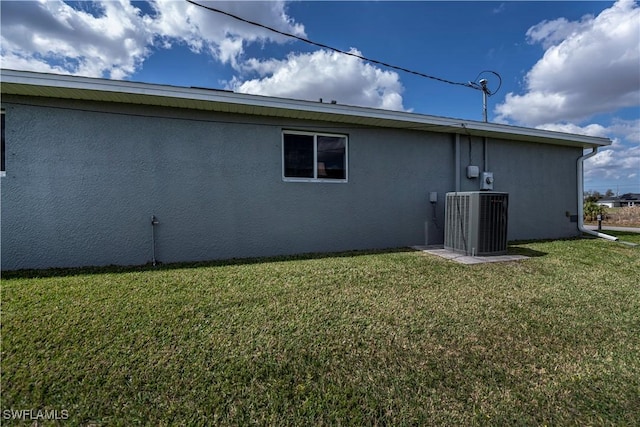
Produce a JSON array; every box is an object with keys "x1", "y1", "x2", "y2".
[{"x1": 151, "y1": 215, "x2": 159, "y2": 266}]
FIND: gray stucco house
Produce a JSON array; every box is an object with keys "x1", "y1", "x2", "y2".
[{"x1": 0, "y1": 69, "x2": 611, "y2": 270}]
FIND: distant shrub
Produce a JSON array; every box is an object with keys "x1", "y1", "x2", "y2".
[
  {"x1": 583, "y1": 201, "x2": 607, "y2": 221},
  {"x1": 608, "y1": 206, "x2": 640, "y2": 226}
]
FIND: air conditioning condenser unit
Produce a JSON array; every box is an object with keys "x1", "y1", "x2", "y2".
[{"x1": 444, "y1": 192, "x2": 509, "y2": 256}]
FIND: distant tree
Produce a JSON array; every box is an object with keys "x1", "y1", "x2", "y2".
[
  {"x1": 605, "y1": 189, "x2": 615, "y2": 198},
  {"x1": 584, "y1": 190, "x2": 602, "y2": 203}
]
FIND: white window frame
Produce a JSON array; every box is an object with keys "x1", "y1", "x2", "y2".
[{"x1": 282, "y1": 130, "x2": 348, "y2": 183}]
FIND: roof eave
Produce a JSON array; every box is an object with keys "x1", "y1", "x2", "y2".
[{"x1": 0, "y1": 69, "x2": 612, "y2": 149}]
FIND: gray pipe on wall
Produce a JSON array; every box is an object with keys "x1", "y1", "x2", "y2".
[
  {"x1": 455, "y1": 133, "x2": 461, "y2": 192},
  {"x1": 151, "y1": 215, "x2": 159, "y2": 265}
]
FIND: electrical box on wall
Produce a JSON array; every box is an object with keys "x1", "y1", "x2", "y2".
[
  {"x1": 466, "y1": 165, "x2": 480, "y2": 179},
  {"x1": 429, "y1": 192, "x2": 438, "y2": 203},
  {"x1": 481, "y1": 172, "x2": 494, "y2": 190}
]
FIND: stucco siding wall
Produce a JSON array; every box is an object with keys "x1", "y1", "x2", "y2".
[
  {"x1": 452, "y1": 135, "x2": 582, "y2": 240},
  {"x1": 488, "y1": 139, "x2": 580, "y2": 241},
  {"x1": 1, "y1": 97, "x2": 581, "y2": 270},
  {"x1": 1, "y1": 97, "x2": 456, "y2": 269},
  {"x1": 454, "y1": 135, "x2": 580, "y2": 241}
]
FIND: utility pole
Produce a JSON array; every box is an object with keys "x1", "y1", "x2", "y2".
[
  {"x1": 480, "y1": 79, "x2": 489, "y2": 122},
  {"x1": 468, "y1": 72, "x2": 501, "y2": 123}
]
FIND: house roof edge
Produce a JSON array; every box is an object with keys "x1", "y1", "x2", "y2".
[{"x1": 1, "y1": 69, "x2": 612, "y2": 148}]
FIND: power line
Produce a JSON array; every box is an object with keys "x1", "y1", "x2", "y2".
[{"x1": 185, "y1": 0, "x2": 499, "y2": 92}]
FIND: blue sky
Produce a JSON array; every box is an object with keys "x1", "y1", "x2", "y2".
[{"x1": 2, "y1": 0, "x2": 638, "y2": 194}]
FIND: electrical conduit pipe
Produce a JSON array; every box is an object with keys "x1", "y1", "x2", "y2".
[{"x1": 577, "y1": 148, "x2": 618, "y2": 241}]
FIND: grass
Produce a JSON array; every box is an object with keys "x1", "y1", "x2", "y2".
[{"x1": 2, "y1": 233, "x2": 640, "y2": 425}]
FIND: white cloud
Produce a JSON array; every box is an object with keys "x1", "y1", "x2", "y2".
[
  {"x1": 492, "y1": 3, "x2": 506, "y2": 15},
  {"x1": 608, "y1": 118, "x2": 640, "y2": 143},
  {"x1": 495, "y1": 0, "x2": 640, "y2": 127},
  {"x1": 1, "y1": 0, "x2": 151, "y2": 79},
  {"x1": 535, "y1": 122, "x2": 609, "y2": 138},
  {"x1": 149, "y1": 0, "x2": 305, "y2": 69},
  {"x1": 585, "y1": 144, "x2": 640, "y2": 181},
  {"x1": 525, "y1": 17, "x2": 589, "y2": 50},
  {"x1": 228, "y1": 48, "x2": 406, "y2": 111},
  {"x1": 1, "y1": 1, "x2": 405, "y2": 111},
  {"x1": 494, "y1": 0, "x2": 640, "y2": 192},
  {"x1": 0, "y1": 0, "x2": 305, "y2": 78}
]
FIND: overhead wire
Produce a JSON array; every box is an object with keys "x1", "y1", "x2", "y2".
[{"x1": 185, "y1": 0, "x2": 501, "y2": 93}]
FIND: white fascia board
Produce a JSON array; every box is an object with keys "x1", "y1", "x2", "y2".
[{"x1": 1, "y1": 69, "x2": 612, "y2": 148}]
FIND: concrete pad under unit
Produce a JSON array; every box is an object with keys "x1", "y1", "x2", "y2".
[{"x1": 412, "y1": 246, "x2": 529, "y2": 265}]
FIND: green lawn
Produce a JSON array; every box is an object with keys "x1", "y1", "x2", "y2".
[{"x1": 2, "y1": 233, "x2": 639, "y2": 425}]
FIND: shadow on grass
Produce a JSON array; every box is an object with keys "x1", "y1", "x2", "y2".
[
  {"x1": 2, "y1": 247, "x2": 415, "y2": 280},
  {"x1": 507, "y1": 246, "x2": 548, "y2": 258},
  {"x1": 504, "y1": 236, "x2": 590, "y2": 258}
]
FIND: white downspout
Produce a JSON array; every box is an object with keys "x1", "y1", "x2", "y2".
[{"x1": 577, "y1": 148, "x2": 618, "y2": 241}]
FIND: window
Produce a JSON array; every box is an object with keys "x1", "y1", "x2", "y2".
[{"x1": 283, "y1": 131, "x2": 347, "y2": 182}]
